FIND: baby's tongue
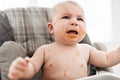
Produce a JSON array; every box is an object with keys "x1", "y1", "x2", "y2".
[{"x1": 66, "y1": 30, "x2": 78, "y2": 38}]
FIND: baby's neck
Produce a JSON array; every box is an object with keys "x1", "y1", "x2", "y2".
[{"x1": 53, "y1": 42, "x2": 78, "y2": 47}]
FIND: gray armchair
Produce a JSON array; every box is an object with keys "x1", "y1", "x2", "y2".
[{"x1": 0, "y1": 7, "x2": 113, "y2": 80}]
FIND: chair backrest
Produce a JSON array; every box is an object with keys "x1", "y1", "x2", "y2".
[
  {"x1": 4, "y1": 7, "x2": 53, "y2": 56},
  {"x1": 0, "y1": 11, "x2": 15, "y2": 46},
  {"x1": 4, "y1": 7, "x2": 96, "y2": 76}
]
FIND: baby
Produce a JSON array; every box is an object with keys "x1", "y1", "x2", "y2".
[{"x1": 8, "y1": 1, "x2": 120, "y2": 80}]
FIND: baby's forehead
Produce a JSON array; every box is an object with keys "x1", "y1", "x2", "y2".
[
  {"x1": 53, "y1": 1, "x2": 83, "y2": 12},
  {"x1": 50, "y1": 1, "x2": 85, "y2": 20},
  {"x1": 56, "y1": 4, "x2": 83, "y2": 14}
]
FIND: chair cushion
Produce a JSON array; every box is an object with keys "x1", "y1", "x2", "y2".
[
  {"x1": 0, "y1": 41, "x2": 27, "y2": 80},
  {"x1": 4, "y1": 7, "x2": 54, "y2": 56}
]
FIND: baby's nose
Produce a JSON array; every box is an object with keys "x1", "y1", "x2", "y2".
[
  {"x1": 71, "y1": 22, "x2": 78, "y2": 26},
  {"x1": 70, "y1": 19, "x2": 79, "y2": 26}
]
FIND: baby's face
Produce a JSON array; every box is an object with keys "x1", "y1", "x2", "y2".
[{"x1": 48, "y1": 2, "x2": 86, "y2": 45}]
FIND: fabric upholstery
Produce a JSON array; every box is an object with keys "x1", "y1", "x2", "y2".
[
  {"x1": 0, "y1": 41, "x2": 27, "y2": 80},
  {"x1": 4, "y1": 7, "x2": 54, "y2": 56},
  {"x1": 0, "y1": 11, "x2": 15, "y2": 46}
]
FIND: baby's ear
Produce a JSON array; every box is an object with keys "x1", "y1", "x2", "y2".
[{"x1": 48, "y1": 22, "x2": 54, "y2": 34}]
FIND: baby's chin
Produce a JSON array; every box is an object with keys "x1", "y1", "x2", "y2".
[
  {"x1": 64, "y1": 35, "x2": 79, "y2": 45},
  {"x1": 64, "y1": 33, "x2": 86, "y2": 45}
]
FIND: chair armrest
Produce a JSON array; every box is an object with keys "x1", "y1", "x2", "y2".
[
  {"x1": 78, "y1": 72, "x2": 120, "y2": 80},
  {"x1": 96, "y1": 67, "x2": 114, "y2": 74}
]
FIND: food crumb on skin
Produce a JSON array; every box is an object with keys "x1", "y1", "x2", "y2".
[
  {"x1": 72, "y1": 52, "x2": 80, "y2": 62},
  {"x1": 77, "y1": 53, "x2": 80, "y2": 56},
  {"x1": 66, "y1": 34, "x2": 77, "y2": 41},
  {"x1": 64, "y1": 70, "x2": 67, "y2": 76},
  {"x1": 81, "y1": 29, "x2": 86, "y2": 36},
  {"x1": 80, "y1": 29, "x2": 86, "y2": 38}
]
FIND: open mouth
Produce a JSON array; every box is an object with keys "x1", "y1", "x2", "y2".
[{"x1": 66, "y1": 30, "x2": 78, "y2": 35}]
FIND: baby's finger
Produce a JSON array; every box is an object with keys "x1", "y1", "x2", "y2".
[
  {"x1": 9, "y1": 57, "x2": 28, "y2": 73},
  {"x1": 24, "y1": 57, "x2": 30, "y2": 63},
  {"x1": 8, "y1": 71, "x2": 19, "y2": 79},
  {"x1": 15, "y1": 57, "x2": 29, "y2": 67},
  {"x1": 14, "y1": 63, "x2": 27, "y2": 72},
  {"x1": 8, "y1": 69, "x2": 23, "y2": 80}
]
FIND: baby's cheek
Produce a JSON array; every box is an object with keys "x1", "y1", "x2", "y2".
[
  {"x1": 81, "y1": 29, "x2": 86, "y2": 36},
  {"x1": 80, "y1": 28, "x2": 86, "y2": 37},
  {"x1": 79, "y1": 28, "x2": 86, "y2": 41}
]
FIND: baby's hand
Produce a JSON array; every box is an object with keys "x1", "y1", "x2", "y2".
[{"x1": 8, "y1": 57, "x2": 30, "y2": 80}]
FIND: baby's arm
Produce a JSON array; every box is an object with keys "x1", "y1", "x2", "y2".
[
  {"x1": 8, "y1": 57, "x2": 35, "y2": 80},
  {"x1": 8, "y1": 45, "x2": 45, "y2": 80},
  {"x1": 88, "y1": 45, "x2": 120, "y2": 67}
]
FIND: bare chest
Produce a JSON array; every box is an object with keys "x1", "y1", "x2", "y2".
[{"x1": 41, "y1": 49, "x2": 89, "y2": 79}]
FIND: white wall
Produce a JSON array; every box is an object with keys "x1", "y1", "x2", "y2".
[
  {"x1": 112, "y1": 0, "x2": 120, "y2": 42},
  {"x1": 108, "y1": 0, "x2": 120, "y2": 76},
  {"x1": 76, "y1": 0, "x2": 112, "y2": 43},
  {"x1": 0, "y1": 0, "x2": 30, "y2": 10}
]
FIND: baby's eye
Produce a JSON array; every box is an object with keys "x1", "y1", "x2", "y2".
[
  {"x1": 77, "y1": 18, "x2": 84, "y2": 21},
  {"x1": 62, "y1": 16, "x2": 70, "y2": 19}
]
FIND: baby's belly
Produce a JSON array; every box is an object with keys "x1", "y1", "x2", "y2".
[
  {"x1": 40, "y1": 67, "x2": 88, "y2": 80},
  {"x1": 41, "y1": 56, "x2": 88, "y2": 79}
]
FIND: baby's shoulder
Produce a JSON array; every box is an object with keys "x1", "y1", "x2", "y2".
[
  {"x1": 77, "y1": 43, "x2": 91, "y2": 47},
  {"x1": 77, "y1": 43, "x2": 93, "y2": 49},
  {"x1": 37, "y1": 44, "x2": 51, "y2": 49},
  {"x1": 37, "y1": 43, "x2": 54, "y2": 50}
]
